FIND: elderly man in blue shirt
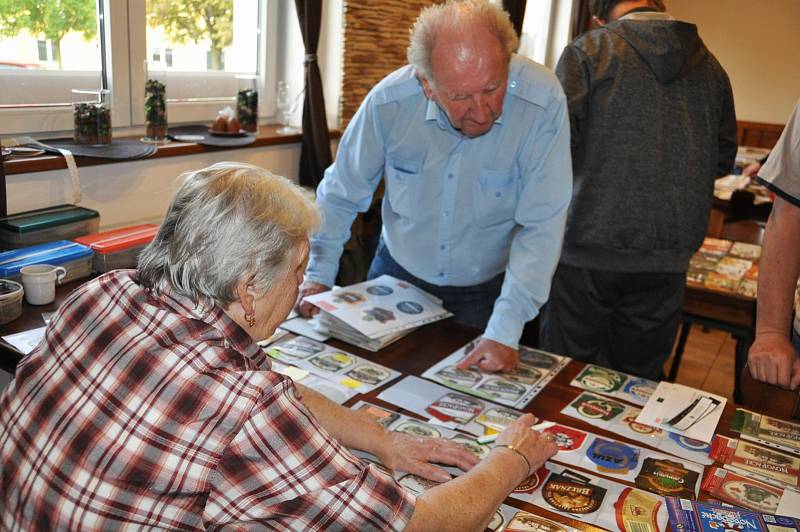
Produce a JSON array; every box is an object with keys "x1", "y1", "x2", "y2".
[{"x1": 297, "y1": 0, "x2": 572, "y2": 371}]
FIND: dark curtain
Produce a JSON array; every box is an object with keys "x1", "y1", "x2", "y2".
[
  {"x1": 570, "y1": 0, "x2": 593, "y2": 40},
  {"x1": 294, "y1": 0, "x2": 333, "y2": 189},
  {"x1": 502, "y1": 0, "x2": 527, "y2": 38},
  {"x1": 0, "y1": 142, "x2": 6, "y2": 217}
]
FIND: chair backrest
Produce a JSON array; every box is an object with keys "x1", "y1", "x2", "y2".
[{"x1": 721, "y1": 220, "x2": 765, "y2": 245}]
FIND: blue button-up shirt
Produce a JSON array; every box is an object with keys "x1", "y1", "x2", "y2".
[{"x1": 307, "y1": 55, "x2": 573, "y2": 348}]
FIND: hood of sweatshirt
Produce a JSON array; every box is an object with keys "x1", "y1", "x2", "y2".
[{"x1": 605, "y1": 19, "x2": 706, "y2": 84}]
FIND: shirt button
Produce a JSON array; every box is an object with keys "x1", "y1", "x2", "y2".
[
  {"x1": 443, "y1": 211, "x2": 449, "y2": 217},
  {"x1": 448, "y1": 174, "x2": 454, "y2": 180},
  {"x1": 438, "y1": 272, "x2": 444, "y2": 277},
  {"x1": 439, "y1": 244, "x2": 446, "y2": 250},
  {"x1": 510, "y1": 80, "x2": 517, "y2": 88}
]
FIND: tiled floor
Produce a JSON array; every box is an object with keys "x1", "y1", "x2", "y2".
[{"x1": 663, "y1": 325, "x2": 737, "y2": 402}]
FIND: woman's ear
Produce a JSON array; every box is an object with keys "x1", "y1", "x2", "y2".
[{"x1": 234, "y1": 279, "x2": 255, "y2": 315}]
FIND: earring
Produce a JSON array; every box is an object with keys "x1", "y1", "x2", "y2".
[{"x1": 244, "y1": 312, "x2": 256, "y2": 327}]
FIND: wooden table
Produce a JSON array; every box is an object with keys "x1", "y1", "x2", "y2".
[
  {"x1": 1, "y1": 281, "x2": 799, "y2": 529},
  {"x1": 339, "y1": 320, "x2": 738, "y2": 530}
]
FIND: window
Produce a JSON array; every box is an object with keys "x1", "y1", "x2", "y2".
[
  {"x1": 0, "y1": 0, "x2": 102, "y2": 132},
  {"x1": 36, "y1": 40, "x2": 50, "y2": 62},
  {"x1": 0, "y1": 0, "x2": 276, "y2": 136}
]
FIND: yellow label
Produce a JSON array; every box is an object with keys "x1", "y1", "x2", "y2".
[{"x1": 339, "y1": 378, "x2": 363, "y2": 389}]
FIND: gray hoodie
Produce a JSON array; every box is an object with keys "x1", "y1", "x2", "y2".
[{"x1": 555, "y1": 16, "x2": 737, "y2": 272}]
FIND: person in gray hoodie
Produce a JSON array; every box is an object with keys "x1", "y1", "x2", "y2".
[{"x1": 540, "y1": 0, "x2": 737, "y2": 380}]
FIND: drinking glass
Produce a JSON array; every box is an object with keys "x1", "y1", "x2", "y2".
[{"x1": 276, "y1": 81, "x2": 299, "y2": 134}]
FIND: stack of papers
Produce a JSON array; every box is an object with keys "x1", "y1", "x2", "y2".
[{"x1": 304, "y1": 275, "x2": 453, "y2": 351}]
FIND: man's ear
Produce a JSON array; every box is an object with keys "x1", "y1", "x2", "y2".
[{"x1": 419, "y1": 74, "x2": 435, "y2": 100}]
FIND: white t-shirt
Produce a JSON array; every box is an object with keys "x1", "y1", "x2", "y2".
[{"x1": 758, "y1": 99, "x2": 800, "y2": 335}]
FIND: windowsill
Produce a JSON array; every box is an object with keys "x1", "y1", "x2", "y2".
[{"x1": 4, "y1": 125, "x2": 342, "y2": 176}]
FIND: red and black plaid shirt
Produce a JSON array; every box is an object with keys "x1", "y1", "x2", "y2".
[{"x1": 0, "y1": 270, "x2": 414, "y2": 530}]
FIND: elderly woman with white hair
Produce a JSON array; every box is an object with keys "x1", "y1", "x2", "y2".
[{"x1": 0, "y1": 162, "x2": 557, "y2": 530}]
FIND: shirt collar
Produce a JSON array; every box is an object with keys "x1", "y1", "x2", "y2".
[
  {"x1": 152, "y1": 281, "x2": 269, "y2": 368},
  {"x1": 618, "y1": 10, "x2": 674, "y2": 21},
  {"x1": 424, "y1": 96, "x2": 504, "y2": 134}
]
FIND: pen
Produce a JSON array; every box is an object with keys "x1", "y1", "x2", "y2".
[{"x1": 476, "y1": 420, "x2": 556, "y2": 445}]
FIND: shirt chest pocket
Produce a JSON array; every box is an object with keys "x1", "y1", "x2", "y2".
[
  {"x1": 474, "y1": 169, "x2": 518, "y2": 227},
  {"x1": 385, "y1": 158, "x2": 422, "y2": 219}
]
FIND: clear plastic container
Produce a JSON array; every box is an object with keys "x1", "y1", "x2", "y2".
[
  {"x1": 72, "y1": 89, "x2": 112, "y2": 145},
  {"x1": 0, "y1": 241, "x2": 94, "y2": 284},
  {"x1": 0, "y1": 280, "x2": 24, "y2": 325},
  {"x1": 0, "y1": 205, "x2": 100, "y2": 250}
]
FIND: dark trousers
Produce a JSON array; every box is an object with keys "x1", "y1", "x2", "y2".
[{"x1": 539, "y1": 264, "x2": 686, "y2": 380}]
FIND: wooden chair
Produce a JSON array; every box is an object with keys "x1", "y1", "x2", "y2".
[{"x1": 668, "y1": 220, "x2": 764, "y2": 403}]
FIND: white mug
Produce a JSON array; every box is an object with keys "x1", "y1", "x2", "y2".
[{"x1": 20, "y1": 264, "x2": 67, "y2": 306}]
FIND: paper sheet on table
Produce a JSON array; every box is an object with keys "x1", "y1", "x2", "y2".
[
  {"x1": 2, "y1": 327, "x2": 46, "y2": 355},
  {"x1": 635, "y1": 382, "x2": 726, "y2": 443}
]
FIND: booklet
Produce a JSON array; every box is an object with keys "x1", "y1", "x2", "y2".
[
  {"x1": 377, "y1": 375, "x2": 524, "y2": 437},
  {"x1": 635, "y1": 382, "x2": 726, "y2": 443},
  {"x1": 421, "y1": 338, "x2": 570, "y2": 409},
  {"x1": 570, "y1": 364, "x2": 657, "y2": 407},
  {"x1": 269, "y1": 359, "x2": 358, "y2": 405},
  {"x1": 665, "y1": 497, "x2": 800, "y2": 532},
  {"x1": 701, "y1": 465, "x2": 800, "y2": 517},
  {"x1": 304, "y1": 275, "x2": 452, "y2": 340},
  {"x1": 267, "y1": 335, "x2": 400, "y2": 394},
  {"x1": 732, "y1": 408, "x2": 800, "y2": 456},
  {"x1": 710, "y1": 435, "x2": 800, "y2": 489}
]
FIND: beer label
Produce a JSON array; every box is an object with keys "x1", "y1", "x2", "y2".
[
  {"x1": 425, "y1": 393, "x2": 483, "y2": 423},
  {"x1": 542, "y1": 473, "x2": 606, "y2": 514},
  {"x1": 635, "y1": 457, "x2": 698, "y2": 499}
]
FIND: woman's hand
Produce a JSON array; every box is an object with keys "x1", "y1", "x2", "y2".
[
  {"x1": 493, "y1": 413, "x2": 558, "y2": 483},
  {"x1": 374, "y1": 432, "x2": 480, "y2": 482}
]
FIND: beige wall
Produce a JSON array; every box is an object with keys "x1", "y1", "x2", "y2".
[{"x1": 668, "y1": 0, "x2": 800, "y2": 125}]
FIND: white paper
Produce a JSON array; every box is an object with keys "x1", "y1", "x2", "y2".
[
  {"x1": 635, "y1": 382, "x2": 726, "y2": 443},
  {"x1": 2, "y1": 326, "x2": 46, "y2": 355}
]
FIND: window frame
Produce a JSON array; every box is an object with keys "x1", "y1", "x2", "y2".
[{"x1": 0, "y1": 0, "x2": 277, "y2": 137}]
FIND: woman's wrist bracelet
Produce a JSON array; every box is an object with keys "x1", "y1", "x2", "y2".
[{"x1": 497, "y1": 444, "x2": 532, "y2": 479}]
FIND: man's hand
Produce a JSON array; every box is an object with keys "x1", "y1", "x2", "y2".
[
  {"x1": 375, "y1": 432, "x2": 480, "y2": 483},
  {"x1": 295, "y1": 280, "x2": 330, "y2": 317},
  {"x1": 456, "y1": 338, "x2": 520, "y2": 372},
  {"x1": 748, "y1": 332, "x2": 800, "y2": 390}
]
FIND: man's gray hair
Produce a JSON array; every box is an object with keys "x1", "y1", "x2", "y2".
[
  {"x1": 408, "y1": 0, "x2": 519, "y2": 83},
  {"x1": 138, "y1": 162, "x2": 319, "y2": 309}
]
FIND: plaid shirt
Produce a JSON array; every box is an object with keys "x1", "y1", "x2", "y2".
[{"x1": 0, "y1": 271, "x2": 414, "y2": 530}]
